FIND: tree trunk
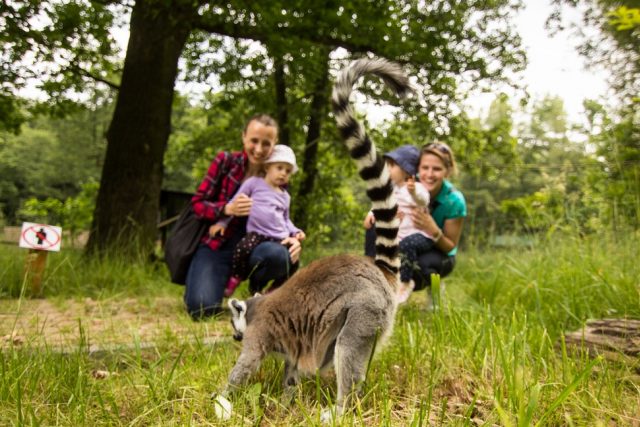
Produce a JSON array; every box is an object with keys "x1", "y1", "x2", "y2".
[
  {"x1": 86, "y1": 0, "x2": 195, "y2": 255},
  {"x1": 273, "y1": 53, "x2": 290, "y2": 147},
  {"x1": 293, "y1": 49, "x2": 331, "y2": 230},
  {"x1": 562, "y1": 318, "x2": 640, "y2": 368}
]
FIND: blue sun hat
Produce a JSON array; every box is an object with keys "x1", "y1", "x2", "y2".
[{"x1": 383, "y1": 145, "x2": 419, "y2": 176}]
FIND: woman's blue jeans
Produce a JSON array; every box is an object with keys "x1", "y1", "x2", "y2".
[{"x1": 184, "y1": 236, "x2": 295, "y2": 320}]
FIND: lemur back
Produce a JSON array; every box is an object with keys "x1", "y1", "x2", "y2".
[{"x1": 226, "y1": 58, "x2": 413, "y2": 421}]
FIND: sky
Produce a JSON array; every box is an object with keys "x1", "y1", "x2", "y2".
[
  {"x1": 468, "y1": 1, "x2": 609, "y2": 123},
  {"x1": 367, "y1": 1, "x2": 611, "y2": 127}
]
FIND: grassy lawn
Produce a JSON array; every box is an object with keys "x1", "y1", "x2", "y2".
[{"x1": 1, "y1": 232, "x2": 639, "y2": 425}]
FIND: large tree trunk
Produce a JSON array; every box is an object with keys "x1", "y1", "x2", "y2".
[
  {"x1": 273, "y1": 53, "x2": 290, "y2": 147},
  {"x1": 293, "y1": 49, "x2": 331, "y2": 230},
  {"x1": 86, "y1": 1, "x2": 195, "y2": 255}
]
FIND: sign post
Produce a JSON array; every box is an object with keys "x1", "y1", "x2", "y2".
[{"x1": 19, "y1": 222, "x2": 62, "y2": 297}]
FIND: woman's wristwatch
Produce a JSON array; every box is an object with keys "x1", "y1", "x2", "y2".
[{"x1": 433, "y1": 228, "x2": 443, "y2": 242}]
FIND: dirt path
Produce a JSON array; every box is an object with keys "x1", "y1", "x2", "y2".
[{"x1": 0, "y1": 296, "x2": 229, "y2": 351}]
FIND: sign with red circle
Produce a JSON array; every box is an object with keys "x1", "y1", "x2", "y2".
[{"x1": 19, "y1": 222, "x2": 62, "y2": 252}]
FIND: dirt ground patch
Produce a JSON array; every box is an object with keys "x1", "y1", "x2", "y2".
[{"x1": 0, "y1": 296, "x2": 229, "y2": 351}]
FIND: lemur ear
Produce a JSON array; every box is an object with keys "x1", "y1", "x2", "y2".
[
  {"x1": 229, "y1": 299, "x2": 243, "y2": 314},
  {"x1": 253, "y1": 292, "x2": 262, "y2": 298}
]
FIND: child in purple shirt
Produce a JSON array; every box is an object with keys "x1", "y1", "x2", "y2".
[{"x1": 210, "y1": 145, "x2": 306, "y2": 297}]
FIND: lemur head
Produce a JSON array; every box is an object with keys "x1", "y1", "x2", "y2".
[{"x1": 228, "y1": 294, "x2": 261, "y2": 341}]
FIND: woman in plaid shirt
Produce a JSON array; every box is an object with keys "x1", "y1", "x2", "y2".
[{"x1": 184, "y1": 114, "x2": 302, "y2": 320}]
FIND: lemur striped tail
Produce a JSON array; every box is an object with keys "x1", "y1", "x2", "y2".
[{"x1": 331, "y1": 58, "x2": 413, "y2": 274}]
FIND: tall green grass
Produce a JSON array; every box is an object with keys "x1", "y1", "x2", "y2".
[
  {"x1": 0, "y1": 232, "x2": 639, "y2": 425},
  {"x1": 456, "y1": 232, "x2": 640, "y2": 334},
  {"x1": 0, "y1": 245, "x2": 178, "y2": 299}
]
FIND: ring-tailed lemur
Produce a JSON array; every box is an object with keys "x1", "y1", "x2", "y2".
[{"x1": 224, "y1": 58, "x2": 413, "y2": 421}]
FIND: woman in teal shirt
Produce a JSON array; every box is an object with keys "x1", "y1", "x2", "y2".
[
  {"x1": 410, "y1": 141, "x2": 466, "y2": 290},
  {"x1": 364, "y1": 141, "x2": 466, "y2": 293}
]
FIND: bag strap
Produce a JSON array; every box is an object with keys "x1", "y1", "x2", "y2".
[
  {"x1": 197, "y1": 151, "x2": 234, "y2": 221},
  {"x1": 219, "y1": 151, "x2": 232, "y2": 177}
]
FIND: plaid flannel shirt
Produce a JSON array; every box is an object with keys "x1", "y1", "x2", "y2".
[{"x1": 192, "y1": 150, "x2": 247, "y2": 251}]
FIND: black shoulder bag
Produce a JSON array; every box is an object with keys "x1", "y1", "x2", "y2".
[
  {"x1": 164, "y1": 204, "x2": 208, "y2": 285},
  {"x1": 164, "y1": 152, "x2": 232, "y2": 284}
]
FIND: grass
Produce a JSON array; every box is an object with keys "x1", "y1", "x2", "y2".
[{"x1": 1, "y1": 231, "x2": 639, "y2": 425}]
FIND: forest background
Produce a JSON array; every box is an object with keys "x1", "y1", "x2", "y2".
[
  {"x1": 1, "y1": 0, "x2": 639, "y2": 257},
  {"x1": 2, "y1": 1, "x2": 640, "y2": 425}
]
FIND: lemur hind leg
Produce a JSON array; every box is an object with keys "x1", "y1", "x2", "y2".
[
  {"x1": 282, "y1": 359, "x2": 300, "y2": 388},
  {"x1": 280, "y1": 359, "x2": 300, "y2": 405},
  {"x1": 321, "y1": 308, "x2": 382, "y2": 422}
]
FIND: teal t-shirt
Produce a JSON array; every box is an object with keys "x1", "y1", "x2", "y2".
[{"x1": 430, "y1": 180, "x2": 466, "y2": 256}]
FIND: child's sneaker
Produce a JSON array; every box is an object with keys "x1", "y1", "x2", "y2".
[
  {"x1": 396, "y1": 280, "x2": 414, "y2": 304},
  {"x1": 224, "y1": 276, "x2": 242, "y2": 297}
]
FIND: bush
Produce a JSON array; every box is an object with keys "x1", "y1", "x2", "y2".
[{"x1": 18, "y1": 181, "x2": 98, "y2": 240}]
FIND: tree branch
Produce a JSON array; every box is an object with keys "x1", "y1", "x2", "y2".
[
  {"x1": 89, "y1": 0, "x2": 130, "y2": 6},
  {"x1": 69, "y1": 64, "x2": 121, "y2": 90},
  {"x1": 194, "y1": 16, "x2": 382, "y2": 57}
]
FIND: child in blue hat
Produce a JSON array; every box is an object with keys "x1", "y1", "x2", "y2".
[{"x1": 363, "y1": 144, "x2": 432, "y2": 303}]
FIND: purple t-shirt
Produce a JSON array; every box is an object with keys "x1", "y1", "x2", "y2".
[{"x1": 221, "y1": 177, "x2": 301, "y2": 240}]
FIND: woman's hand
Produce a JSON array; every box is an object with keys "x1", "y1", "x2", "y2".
[
  {"x1": 209, "y1": 224, "x2": 226, "y2": 237},
  {"x1": 363, "y1": 213, "x2": 375, "y2": 229},
  {"x1": 224, "y1": 193, "x2": 252, "y2": 216},
  {"x1": 281, "y1": 236, "x2": 302, "y2": 264},
  {"x1": 294, "y1": 231, "x2": 306, "y2": 241},
  {"x1": 412, "y1": 209, "x2": 464, "y2": 253},
  {"x1": 411, "y1": 208, "x2": 439, "y2": 236}
]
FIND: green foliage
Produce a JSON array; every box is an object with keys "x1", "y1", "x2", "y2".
[
  {"x1": 4, "y1": 0, "x2": 639, "y2": 252},
  {"x1": 583, "y1": 102, "x2": 640, "y2": 229},
  {"x1": 0, "y1": 0, "x2": 123, "y2": 115},
  {"x1": 188, "y1": 0, "x2": 526, "y2": 121},
  {"x1": 5, "y1": 0, "x2": 529, "y2": 252},
  {"x1": 19, "y1": 181, "x2": 98, "y2": 237},
  {"x1": 552, "y1": 0, "x2": 640, "y2": 215},
  {"x1": 162, "y1": 94, "x2": 216, "y2": 192},
  {"x1": 550, "y1": 0, "x2": 640, "y2": 101},
  {"x1": 0, "y1": 101, "x2": 110, "y2": 225},
  {"x1": 500, "y1": 189, "x2": 563, "y2": 233},
  {"x1": 0, "y1": 95, "x2": 26, "y2": 134},
  {"x1": 457, "y1": 94, "x2": 621, "y2": 243},
  {"x1": 19, "y1": 198, "x2": 65, "y2": 225},
  {"x1": 292, "y1": 146, "x2": 366, "y2": 249},
  {"x1": 608, "y1": 6, "x2": 640, "y2": 32}
]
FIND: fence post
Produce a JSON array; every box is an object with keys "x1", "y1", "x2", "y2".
[{"x1": 24, "y1": 249, "x2": 48, "y2": 298}]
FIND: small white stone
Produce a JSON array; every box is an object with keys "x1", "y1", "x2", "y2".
[{"x1": 212, "y1": 394, "x2": 233, "y2": 420}]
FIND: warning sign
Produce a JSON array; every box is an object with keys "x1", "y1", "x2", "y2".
[{"x1": 19, "y1": 222, "x2": 62, "y2": 252}]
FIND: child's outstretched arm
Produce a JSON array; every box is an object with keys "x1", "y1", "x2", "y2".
[{"x1": 407, "y1": 177, "x2": 429, "y2": 208}]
